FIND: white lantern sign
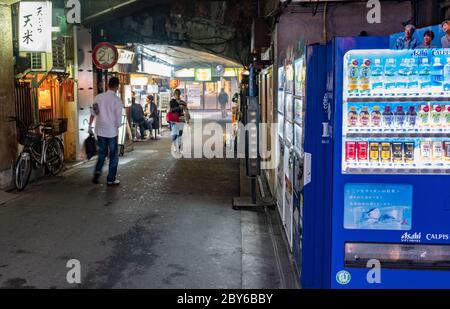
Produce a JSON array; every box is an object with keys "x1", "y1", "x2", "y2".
[{"x1": 19, "y1": 1, "x2": 52, "y2": 53}]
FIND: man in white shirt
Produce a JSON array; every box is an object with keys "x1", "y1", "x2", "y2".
[{"x1": 89, "y1": 77, "x2": 123, "y2": 186}]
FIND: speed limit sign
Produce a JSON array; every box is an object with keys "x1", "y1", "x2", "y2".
[{"x1": 92, "y1": 42, "x2": 119, "y2": 70}]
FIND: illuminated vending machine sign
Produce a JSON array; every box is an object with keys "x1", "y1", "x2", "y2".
[
  {"x1": 19, "y1": 1, "x2": 52, "y2": 53},
  {"x1": 342, "y1": 48, "x2": 450, "y2": 175}
]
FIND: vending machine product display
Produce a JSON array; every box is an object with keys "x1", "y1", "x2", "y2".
[{"x1": 342, "y1": 49, "x2": 450, "y2": 175}]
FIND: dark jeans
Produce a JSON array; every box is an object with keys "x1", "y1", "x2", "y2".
[
  {"x1": 136, "y1": 119, "x2": 153, "y2": 139},
  {"x1": 95, "y1": 136, "x2": 119, "y2": 183}
]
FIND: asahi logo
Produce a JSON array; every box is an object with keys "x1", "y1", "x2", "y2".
[{"x1": 401, "y1": 232, "x2": 422, "y2": 243}]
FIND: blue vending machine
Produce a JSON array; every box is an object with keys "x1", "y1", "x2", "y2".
[
  {"x1": 302, "y1": 36, "x2": 450, "y2": 288},
  {"x1": 332, "y1": 40, "x2": 450, "y2": 289}
]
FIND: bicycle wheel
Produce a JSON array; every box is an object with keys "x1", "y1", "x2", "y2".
[
  {"x1": 15, "y1": 150, "x2": 32, "y2": 191},
  {"x1": 45, "y1": 138, "x2": 64, "y2": 176}
]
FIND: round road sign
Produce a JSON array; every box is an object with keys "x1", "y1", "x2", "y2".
[{"x1": 92, "y1": 42, "x2": 119, "y2": 70}]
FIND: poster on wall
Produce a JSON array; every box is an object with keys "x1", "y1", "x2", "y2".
[
  {"x1": 19, "y1": 1, "x2": 52, "y2": 52},
  {"x1": 278, "y1": 67, "x2": 285, "y2": 90},
  {"x1": 187, "y1": 85, "x2": 202, "y2": 107},
  {"x1": 390, "y1": 23, "x2": 447, "y2": 49},
  {"x1": 285, "y1": 64, "x2": 294, "y2": 94},
  {"x1": 294, "y1": 58, "x2": 305, "y2": 97}
]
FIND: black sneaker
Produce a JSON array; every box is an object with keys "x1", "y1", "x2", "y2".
[{"x1": 92, "y1": 173, "x2": 101, "y2": 184}]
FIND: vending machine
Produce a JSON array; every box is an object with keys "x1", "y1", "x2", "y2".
[
  {"x1": 333, "y1": 42, "x2": 450, "y2": 289},
  {"x1": 301, "y1": 36, "x2": 450, "y2": 289}
]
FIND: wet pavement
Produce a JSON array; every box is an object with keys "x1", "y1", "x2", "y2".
[{"x1": 0, "y1": 118, "x2": 298, "y2": 289}]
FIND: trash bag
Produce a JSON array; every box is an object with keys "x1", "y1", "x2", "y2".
[{"x1": 84, "y1": 134, "x2": 98, "y2": 160}]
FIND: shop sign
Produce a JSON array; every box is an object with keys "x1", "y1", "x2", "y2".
[
  {"x1": 175, "y1": 68, "x2": 195, "y2": 78},
  {"x1": 223, "y1": 68, "x2": 240, "y2": 77},
  {"x1": 118, "y1": 49, "x2": 135, "y2": 64},
  {"x1": 195, "y1": 68, "x2": 212, "y2": 82},
  {"x1": 130, "y1": 75, "x2": 149, "y2": 86},
  {"x1": 19, "y1": 1, "x2": 52, "y2": 53},
  {"x1": 66, "y1": 0, "x2": 81, "y2": 24}
]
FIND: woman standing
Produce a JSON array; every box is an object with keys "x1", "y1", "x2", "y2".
[{"x1": 169, "y1": 89, "x2": 186, "y2": 152}]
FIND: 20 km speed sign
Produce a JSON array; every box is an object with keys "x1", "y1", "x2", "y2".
[{"x1": 92, "y1": 42, "x2": 119, "y2": 70}]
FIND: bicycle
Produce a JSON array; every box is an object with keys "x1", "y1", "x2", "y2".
[{"x1": 9, "y1": 117, "x2": 65, "y2": 191}]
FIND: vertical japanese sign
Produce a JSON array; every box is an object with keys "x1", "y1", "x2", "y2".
[{"x1": 19, "y1": 1, "x2": 52, "y2": 53}]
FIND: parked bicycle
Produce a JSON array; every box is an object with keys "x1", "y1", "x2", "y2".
[{"x1": 8, "y1": 117, "x2": 65, "y2": 191}]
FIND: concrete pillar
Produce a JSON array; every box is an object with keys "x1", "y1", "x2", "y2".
[{"x1": 0, "y1": 3, "x2": 17, "y2": 189}]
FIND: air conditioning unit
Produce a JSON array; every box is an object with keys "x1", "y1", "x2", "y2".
[
  {"x1": 52, "y1": 39, "x2": 66, "y2": 71},
  {"x1": 29, "y1": 53, "x2": 47, "y2": 71}
]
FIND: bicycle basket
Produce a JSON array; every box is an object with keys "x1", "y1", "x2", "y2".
[
  {"x1": 45, "y1": 118, "x2": 68, "y2": 136},
  {"x1": 17, "y1": 128, "x2": 39, "y2": 146}
]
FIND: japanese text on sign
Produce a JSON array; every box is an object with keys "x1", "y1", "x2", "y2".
[{"x1": 19, "y1": 1, "x2": 52, "y2": 53}]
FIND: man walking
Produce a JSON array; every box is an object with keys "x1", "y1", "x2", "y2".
[
  {"x1": 89, "y1": 77, "x2": 123, "y2": 186},
  {"x1": 218, "y1": 88, "x2": 229, "y2": 118}
]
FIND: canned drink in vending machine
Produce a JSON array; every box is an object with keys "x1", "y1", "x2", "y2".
[
  {"x1": 393, "y1": 143, "x2": 404, "y2": 163},
  {"x1": 346, "y1": 142, "x2": 357, "y2": 162},
  {"x1": 444, "y1": 141, "x2": 450, "y2": 161},
  {"x1": 432, "y1": 141, "x2": 443, "y2": 162},
  {"x1": 381, "y1": 143, "x2": 392, "y2": 163},
  {"x1": 421, "y1": 141, "x2": 432, "y2": 161},
  {"x1": 369, "y1": 142, "x2": 380, "y2": 162},
  {"x1": 357, "y1": 142, "x2": 369, "y2": 162},
  {"x1": 404, "y1": 142, "x2": 415, "y2": 163}
]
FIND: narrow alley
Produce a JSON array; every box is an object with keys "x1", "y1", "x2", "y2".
[{"x1": 0, "y1": 117, "x2": 297, "y2": 289}]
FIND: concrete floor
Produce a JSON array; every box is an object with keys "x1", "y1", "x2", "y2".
[{"x1": 0, "y1": 118, "x2": 298, "y2": 289}]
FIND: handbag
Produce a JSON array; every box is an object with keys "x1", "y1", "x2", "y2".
[
  {"x1": 84, "y1": 133, "x2": 98, "y2": 160},
  {"x1": 166, "y1": 111, "x2": 180, "y2": 123}
]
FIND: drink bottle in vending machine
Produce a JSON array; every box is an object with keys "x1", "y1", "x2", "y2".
[
  {"x1": 359, "y1": 106, "x2": 370, "y2": 127},
  {"x1": 406, "y1": 106, "x2": 418, "y2": 129},
  {"x1": 431, "y1": 104, "x2": 443, "y2": 128},
  {"x1": 445, "y1": 105, "x2": 450, "y2": 127},
  {"x1": 348, "y1": 106, "x2": 358, "y2": 127},
  {"x1": 347, "y1": 60, "x2": 359, "y2": 95},
  {"x1": 394, "y1": 106, "x2": 406, "y2": 128},
  {"x1": 359, "y1": 59, "x2": 371, "y2": 95},
  {"x1": 383, "y1": 106, "x2": 394, "y2": 128},
  {"x1": 371, "y1": 106, "x2": 382, "y2": 127},
  {"x1": 418, "y1": 104, "x2": 430, "y2": 128},
  {"x1": 371, "y1": 58, "x2": 384, "y2": 94}
]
